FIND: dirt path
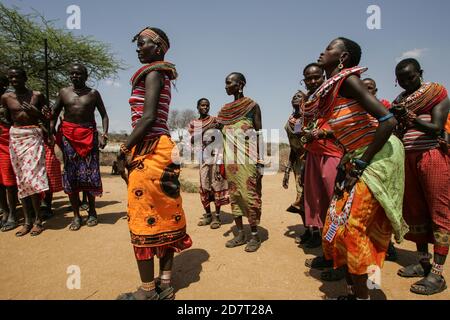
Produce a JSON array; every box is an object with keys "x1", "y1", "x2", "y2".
[{"x1": 0, "y1": 167, "x2": 448, "y2": 300}]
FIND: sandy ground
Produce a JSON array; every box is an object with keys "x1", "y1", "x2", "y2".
[{"x1": 0, "y1": 166, "x2": 448, "y2": 300}]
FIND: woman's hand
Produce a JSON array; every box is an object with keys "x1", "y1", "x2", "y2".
[
  {"x1": 116, "y1": 153, "x2": 130, "y2": 185},
  {"x1": 214, "y1": 166, "x2": 223, "y2": 181},
  {"x1": 282, "y1": 170, "x2": 289, "y2": 189}
]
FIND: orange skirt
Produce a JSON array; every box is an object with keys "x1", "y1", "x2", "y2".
[
  {"x1": 322, "y1": 180, "x2": 392, "y2": 275},
  {"x1": 127, "y1": 135, "x2": 192, "y2": 259}
]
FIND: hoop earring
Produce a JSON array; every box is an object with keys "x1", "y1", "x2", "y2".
[{"x1": 338, "y1": 59, "x2": 344, "y2": 70}]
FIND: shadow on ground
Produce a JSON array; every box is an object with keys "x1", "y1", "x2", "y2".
[
  {"x1": 43, "y1": 210, "x2": 126, "y2": 230},
  {"x1": 307, "y1": 268, "x2": 388, "y2": 300},
  {"x1": 172, "y1": 248, "x2": 210, "y2": 293}
]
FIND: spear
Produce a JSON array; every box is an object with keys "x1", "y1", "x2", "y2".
[{"x1": 44, "y1": 38, "x2": 49, "y2": 107}]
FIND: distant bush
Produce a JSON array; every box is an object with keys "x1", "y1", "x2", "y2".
[{"x1": 180, "y1": 179, "x2": 199, "y2": 193}]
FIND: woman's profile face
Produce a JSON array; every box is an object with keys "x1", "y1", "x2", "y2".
[
  {"x1": 225, "y1": 74, "x2": 241, "y2": 96},
  {"x1": 136, "y1": 35, "x2": 158, "y2": 63}
]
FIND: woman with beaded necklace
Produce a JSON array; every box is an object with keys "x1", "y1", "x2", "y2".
[
  {"x1": 117, "y1": 27, "x2": 192, "y2": 300},
  {"x1": 307, "y1": 37, "x2": 408, "y2": 299}
]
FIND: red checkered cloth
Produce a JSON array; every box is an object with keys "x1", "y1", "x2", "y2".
[
  {"x1": 45, "y1": 144, "x2": 63, "y2": 193},
  {"x1": 0, "y1": 124, "x2": 16, "y2": 187},
  {"x1": 403, "y1": 148, "x2": 450, "y2": 246}
]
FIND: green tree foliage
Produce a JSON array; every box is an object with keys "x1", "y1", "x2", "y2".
[{"x1": 0, "y1": 4, "x2": 124, "y2": 100}]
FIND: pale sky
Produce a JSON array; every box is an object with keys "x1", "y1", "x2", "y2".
[{"x1": 4, "y1": 0, "x2": 450, "y2": 141}]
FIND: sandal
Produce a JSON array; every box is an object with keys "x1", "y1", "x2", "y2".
[
  {"x1": 398, "y1": 262, "x2": 431, "y2": 278},
  {"x1": 305, "y1": 256, "x2": 333, "y2": 269},
  {"x1": 245, "y1": 237, "x2": 261, "y2": 253},
  {"x1": 69, "y1": 217, "x2": 82, "y2": 231},
  {"x1": 116, "y1": 288, "x2": 159, "y2": 300},
  {"x1": 410, "y1": 275, "x2": 447, "y2": 295},
  {"x1": 80, "y1": 203, "x2": 89, "y2": 211},
  {"x1": 210, "y1": 217, "x2": 221, "y2": 229},
  {"x1": 30, "y1": 223, "x2": 44, "y2": 236},
  {"x1": 15, "y1": 224, "x2": 32, "y2": 237},
  {"x1": 197, "y1": 214, "x2": 212, "y2": 226},
  {"x1": 86, "y1": 215, "x2": 98, "y2": 227},
  {"x1": 320, "y1": 267, "x2": 346, "y2": 282},
  {"x1": 157, "y1": 286, "x2": 175, "y2": 300},
  {"x1": 286, "y1": 205, "x2": 302, "y2": 214},
  {"x1": 1, "y1": 220, "x2": 18, "y2": 232},
  {"x1": 225, "y1": 231, "x2": 247, "y2": 248}
]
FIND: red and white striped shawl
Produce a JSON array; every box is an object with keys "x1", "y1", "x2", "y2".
[{"x1": 129, "y1": 73, "x2": 171, "y2": 140}]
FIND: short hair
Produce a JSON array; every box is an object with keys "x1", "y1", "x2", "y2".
[
  {"x1": 8, "y1": 66, "x2": 27, "y2": 78},
  {"x1": 396, "y1": 58, "x2": 421, "y2": 73},
  {"x1": 337, "y1": 37, "x2": 362, "y2": 67},
  {"x1": 197, "y1": 98, "x2": 210, "y2": 107},
  {"x1": 132, "y1": 27, "x2": 170, "y2": 50},
  {"x1": 228, "y1": 72, "x2": 246, "y2": 86},
  {"x1": 70, "y1": 63, "x2": 88, "y2": 76},
  {"x1": 303, "y1": 63, "x2": 323, "y2": 75}
]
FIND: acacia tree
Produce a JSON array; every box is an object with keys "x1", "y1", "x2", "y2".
[
  {"x1": 168, "y1": 109, "x2": 196, "y2": 142},
  {"x1": 0, "y1": 4, "x2": 124, "y2": 100}
]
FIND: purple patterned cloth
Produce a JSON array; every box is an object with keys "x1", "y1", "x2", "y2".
[{"x1": 61, "y1": 132, "x2": 102, "y2": 196}]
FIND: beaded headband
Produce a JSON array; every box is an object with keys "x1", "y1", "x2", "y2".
[{"x1": 139, "y1": 29, "x2": 169, "y2": 54}]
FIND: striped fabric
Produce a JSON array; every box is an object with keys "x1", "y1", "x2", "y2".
[
  {"x1": 129, "y1": 74, "x2": 171, "y2": 140},
  {"x1": 328, "y1": 98, "x2": 377, "y2": 152},
  {"x1": 402, "y1": 114, "x2": 440, "y2": 151},
  {"x1": 392, "y1": 82, "x2": 449, "y2": 151}
]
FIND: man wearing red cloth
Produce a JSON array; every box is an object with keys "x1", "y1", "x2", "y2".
[
  {"x1": 0, "y1": 72, "x2": 19, "y2": 232},
  {"x1": 51, "y1": 64, "x2": 109, "y2": 231},
  {"x1": 2, "y1": 67, "x2": 50, "y2": 237}
]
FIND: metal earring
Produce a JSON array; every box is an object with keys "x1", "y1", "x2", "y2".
[{"x1": 338, "y1": 59, "x2": 344, "y2": 70}]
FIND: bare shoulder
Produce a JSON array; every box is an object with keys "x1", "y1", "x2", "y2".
[
  {"x1": 33, "y1": 90, "x2": 44, "y2": 98},
  {"x1": 59, "y1": 86, "x2": 73, "y2": 97},
  {"x1": 145, "y1": 70, "x2": 165, "y2": 86},
  {"x1": 90, "y1": 88, "x2": 101, "y2": 96},
  {"x1": 1, "y1": 92, "x2": 14, "y2": 103}
]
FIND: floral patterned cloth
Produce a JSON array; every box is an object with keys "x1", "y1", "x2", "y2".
[{"x1": 9, "y1": 126, "x2": 49, "y2": 199}]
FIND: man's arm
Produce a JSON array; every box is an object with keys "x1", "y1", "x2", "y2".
[
  {"x1": 411, "y1": 98, "x2": 449, "y2": 136},
  {"x1": 94, "y1": 90, "x2": 109, "y2": 149},
  {"x1": 51, "y1": 91, "x2": 64, "y2": 135}
]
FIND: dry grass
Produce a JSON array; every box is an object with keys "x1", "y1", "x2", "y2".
[{"x1": 180, "y1": 179, "x2": 199, "y2": 193}]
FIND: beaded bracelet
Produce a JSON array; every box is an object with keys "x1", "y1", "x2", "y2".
[
  {"x1": 120, "y1": 143, "x2": 131, "y2": 155},
  {"x1": 377, "y1": 113, "x2": 394, "y2": 123},
  {"x1": 352, "y1": 158, "x2": 368, "y2": 170}
]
